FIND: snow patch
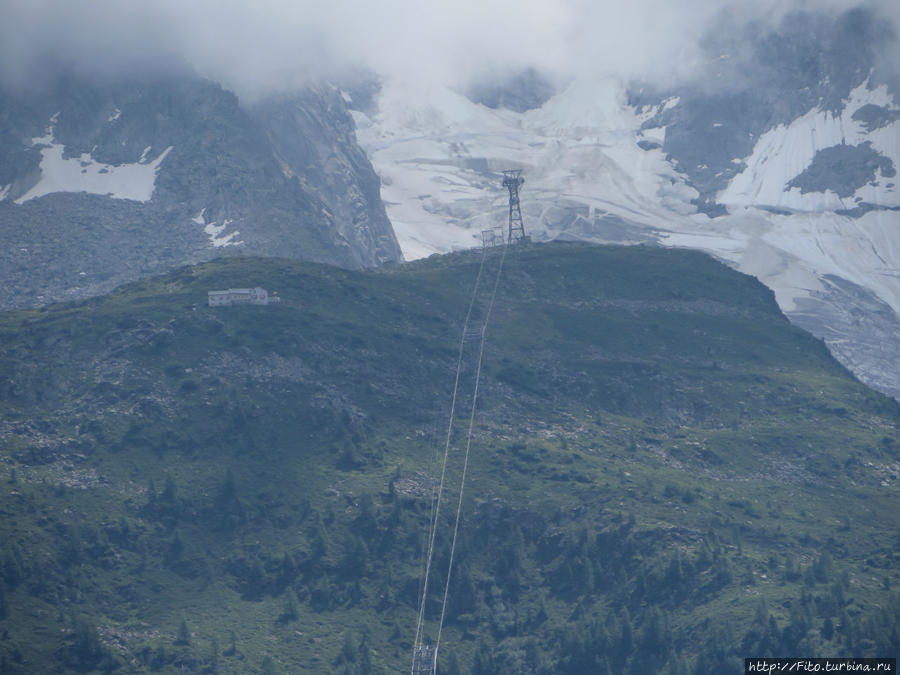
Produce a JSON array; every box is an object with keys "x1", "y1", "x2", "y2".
[
  {"x1": 15, "y1": 115, "x2": 172, "y2": 204},
  {"x1": 107, "y1": 108, "x2": 121, "y2": 123},
  {"x1": 661, "y1": 96, "x2": 680, "y2": 111},
  {"x1": 0, "y1": 184, "x2": 10, "y2": 201},
  {"x1": 203, "y1": 217, "x2": 243, "y2": 248}
]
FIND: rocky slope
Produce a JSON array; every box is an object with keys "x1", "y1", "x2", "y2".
[
  {"x1": 0, "y1": 243, "x2": 897, "y2": 673},
  {"x1": 0, "y1": 71, "x2": 401, "y2": 310}
]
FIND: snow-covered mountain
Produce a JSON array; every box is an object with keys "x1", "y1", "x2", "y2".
[
  {"x1": 0, "y1": 72, "x2": 400, "y2": 309},
  {"x1": 350, "y1": 6, "x2": 900, "y2": 399}
]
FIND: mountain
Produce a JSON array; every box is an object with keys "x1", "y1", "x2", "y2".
[
  {"x1": 348, "y1": 6, "x2": 900, "y2": 400},
  {"x1": 0, "y1": 242, "x2": 897, "y2": 673},
  {"x1": 0, "y1": 71, "x2": 401, "y2": 310}
]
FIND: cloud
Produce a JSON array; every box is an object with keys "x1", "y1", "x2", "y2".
[{"x1": 0, "y1": 0, "x2": 896, "y2": 100}]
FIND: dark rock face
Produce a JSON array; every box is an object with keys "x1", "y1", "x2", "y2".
[
  {"x1": 249, "y1": 86, "x2": 399, "y2": 268},
  {"x1": 788, "y1": 142, "x2": 896, "y2": 198},
  {"x1": 852, "y1": 103, "x2": 900, "y2": 132},
  {"x1": 466, "y1": 68, "x2": 556, "y2": 113},
  {"x1": 0, "y1": 72, "x2": 401, "y2": 310}
]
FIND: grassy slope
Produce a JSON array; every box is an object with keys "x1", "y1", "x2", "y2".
[{"x1": 0, "y1": 242, "x2": 897, "y2": 673}]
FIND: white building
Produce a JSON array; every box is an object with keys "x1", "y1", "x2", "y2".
[{"x1": 208, "y1": 287, "x2": 281, "y2": 307}]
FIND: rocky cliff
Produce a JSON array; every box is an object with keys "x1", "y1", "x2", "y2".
[{"x1": 0, "y1": 71, "x2": 401, "y2": 309}]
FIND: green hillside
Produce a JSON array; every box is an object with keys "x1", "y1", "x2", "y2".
[{"x1": 0, "y1": 242, "x2": 897, "y2": 673}]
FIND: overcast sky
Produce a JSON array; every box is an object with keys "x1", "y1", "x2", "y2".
[{"x1": 1, "y1": 0, "x2": 896, "y2": 100}]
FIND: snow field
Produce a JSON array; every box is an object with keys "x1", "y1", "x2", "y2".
[{"x1": 13, "y1": 115, "x2": 173, "y2": 204}]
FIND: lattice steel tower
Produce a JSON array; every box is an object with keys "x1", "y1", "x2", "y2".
[{"x1": 502, "y1": 169, "x2": 526, "y2": 244}]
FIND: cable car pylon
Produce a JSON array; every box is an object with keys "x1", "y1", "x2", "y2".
[{"x1": 502, "y1": 169, "x2": 527, "y2": 244}]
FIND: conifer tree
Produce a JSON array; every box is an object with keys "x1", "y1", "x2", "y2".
[
  {"x1": 161, "y1": 475, "x2": 176, "y2": 503},
  {"x1": 209, "y1": 637, "x2": 219, "y2": 670},
  {"x1": 176, "y1": 618, "x2": 190, "y2": 646},
  {"x1": 261, "y1": 655, "x2": 278, "y2": 674},
  {"x1": 279, "y1": 589, "x2": 299, "y2": 623}
]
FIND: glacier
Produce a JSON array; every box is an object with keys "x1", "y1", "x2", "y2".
[{"x1": 353, "y1": 76, "x2": 703, "y2": 260}]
